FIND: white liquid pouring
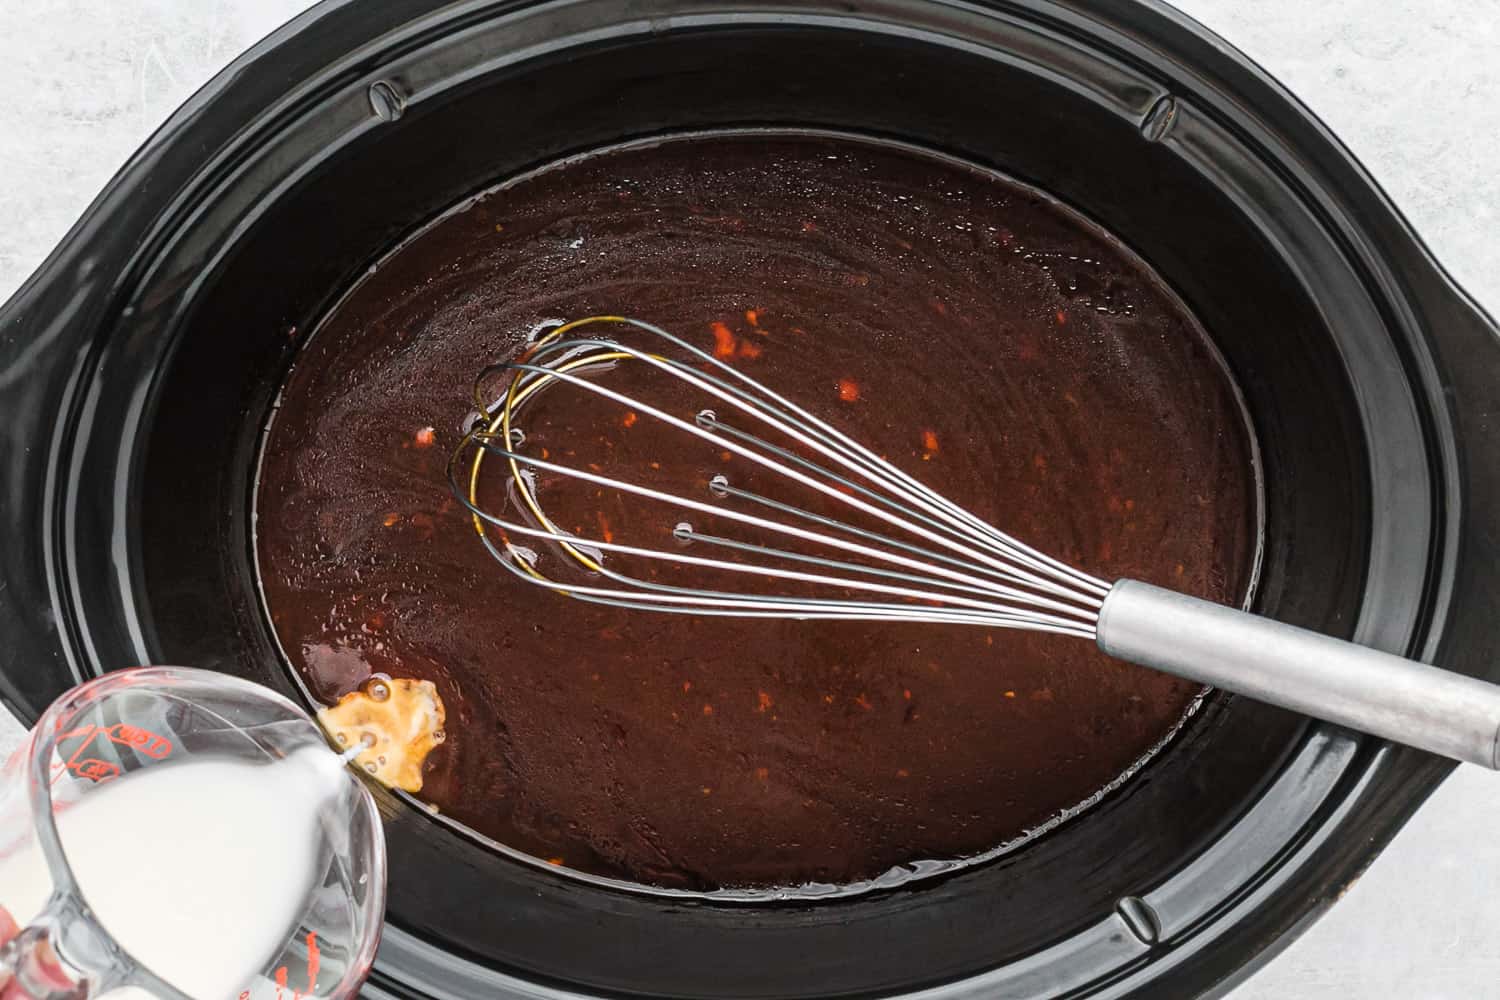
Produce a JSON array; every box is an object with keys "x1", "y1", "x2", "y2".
[{"x1": 0, "y1": 745, "x2": 352, "y2": 998}]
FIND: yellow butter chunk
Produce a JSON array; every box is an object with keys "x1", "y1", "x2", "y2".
[{"x1": 317, "y1": 677, "x2": 446, "y2": 792}]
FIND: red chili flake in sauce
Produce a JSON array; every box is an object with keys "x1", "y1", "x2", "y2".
[
  {"x1": 921, "y1": 429, "x2": 939, "y2": 454},
  {"x1": 757, "y1": 691, "x2": 773, "y2": 713},
  {"x1": 548, "y1": 857, "x2": 564, "y2": 866},
  {"x1": 896, "y1": 768, "x2": 910, "y2": 778},
  {"x1": 597, "y1": 513, "x2": 614, "y2": 544},
  {"x1": 755, "y1": 767, "x2": 770, "y2": 782},
  {"x1": 738, "y1": 340, "x2": 763, "y2": 360},
  {"x1": 622, "y1": 411, "x2": 638, "y2": 428},
  {"x1": 903, "y1": 689, "x2": 912, "y2": 701},
  {"x1": 801, "y1": 220, "x2": 818, "y2": 233},
  {"x1": 382, "y1": 513, "x2": 400, "y2": 527},
  {"x1": 1003, "y1": 690, "x2": 1016, "y2": 699},
  {"x1": 1055, "y1": 309, "x2": 1068, "y2": 326},
  {"x1": 854, "y1": 693, "x2": 873, "y2": 711},
  {"x1": 931, "y1": 299, "x2": 948, "y2": 317},
  {"x1": 682, "y1": 680, "x2": 692, "y2": 693},
  {"x1": 702, "y1": 704, "x2": 714, "y2": 716},
  {"x1": 745, "y1": 309, "x2": 760, "y2": 327},
  {"x1": 413, "y1": 426, "x2": 436, "y2": 448},
  {"x1": 710, "y1": 321, "x2": 737, "y2": 359},
  {"x1": 837, "y1": 378, "x2": 860, "y2": 402}
]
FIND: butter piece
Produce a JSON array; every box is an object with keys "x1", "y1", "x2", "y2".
[{"x1": 317, "y1": 678, "x2": 446, "y2": 792}]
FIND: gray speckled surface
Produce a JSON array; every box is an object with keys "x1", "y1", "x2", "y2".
[{"x1": 1, "y1": 1, "x2": 1496, "y2": 995}]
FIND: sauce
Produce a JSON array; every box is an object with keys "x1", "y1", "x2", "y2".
[{"x1": 255, "y1": 134, "x2": 1257, "y2": 892}]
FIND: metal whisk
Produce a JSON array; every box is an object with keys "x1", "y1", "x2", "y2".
[{"x1": 451, "y1": 316, "x2": 1500, "y2": 769}]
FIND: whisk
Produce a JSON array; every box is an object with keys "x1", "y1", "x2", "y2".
[{"x1": 450, "y1": 315, "x2": 1500, "y2": 769}]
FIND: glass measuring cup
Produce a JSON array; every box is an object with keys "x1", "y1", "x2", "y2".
[{"x1": 0, "y1": 667, "x2": 386, "y2": 999}]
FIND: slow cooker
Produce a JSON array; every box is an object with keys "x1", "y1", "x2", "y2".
[{"x1": 2, "y1": 1, "x2": 1498, "y2": 996}]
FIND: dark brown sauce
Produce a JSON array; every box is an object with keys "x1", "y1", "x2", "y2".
[{"x1": 255, "y1": 134, "x2": 1256, "y2": 892}]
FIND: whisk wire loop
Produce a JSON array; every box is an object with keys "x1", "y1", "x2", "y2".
[{"x1": 449, "y1": 316, "x2": 1108, "y2": 637}]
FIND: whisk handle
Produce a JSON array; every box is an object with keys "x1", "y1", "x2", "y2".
[{"x1": 1096, "y1": 579, "x2": 1500, "y2": 769}]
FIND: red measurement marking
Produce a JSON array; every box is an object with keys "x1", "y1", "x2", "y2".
[
  {"x1": 70, "y1": 758, "x2": 120, "y2": 783},
  {"x1": 57, "y1": 726, "x2": 116, "y2": 784},
  {"x1": 50, "y1": 722, "x2": 173, "y2": 785},
  {"x1": 303, "y1": 932, "x2": 321, "y2": 997},
  {"x1": 103, "y1": 722, "x2": 172, "y2": 758},
  {"x1": 271, "y1": 933, "x2": 321, "y2": 1000}
]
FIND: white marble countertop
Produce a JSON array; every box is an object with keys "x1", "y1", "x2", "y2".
[{"x1": 1, "y1": 1, "x2": 1496, "y2": 996}]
